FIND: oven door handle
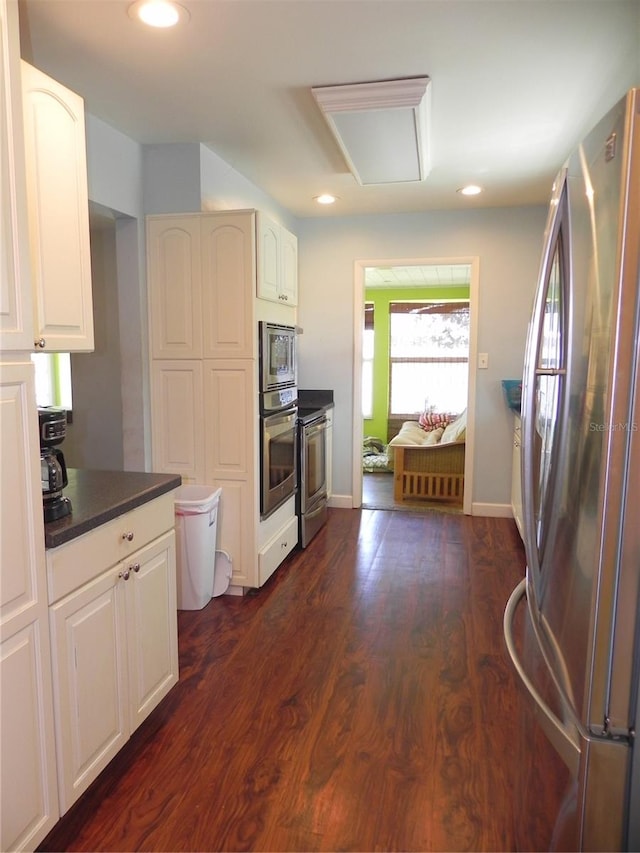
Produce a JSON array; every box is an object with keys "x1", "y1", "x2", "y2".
[
  {"x1": 303, "y1": 418, "x2": 327, "y2": 440},
  {"x1": 264, "y1": 409, "x2": 297, "y2": 431}
]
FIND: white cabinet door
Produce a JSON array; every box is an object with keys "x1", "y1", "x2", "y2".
[
  {"x1": 147, "y1": 216, "x2": 202, "y2": 359},
  {"x1": 256, "y1": 211, "x2": 279, "y2": 303},
  {"x1": 21, "y1": 61, "x2": 93, "y2": 352},
  {"x1": 203, "y1": 359, "x2": 257, "y2": 587},
  {"x1": 256, "y1": 212, "x2": 298, "y2": 307},
  {"x1": 49, "y1": 530, "x2": 178, "y2": 814},
  {"x1": 150, "y1": 360, "x2": 205, "y2": 484},
  {"x1": 279, "y1": 226, "x2": 298, "y2": 307},
  {"x1": 201, "y1": 212, "x2": 255, "y2": 359},
  {"x1": 125, "y1": 531, "x2": 178, "y2": 730},
  {"x1": 49, "y1": 569, "x2": 128, "y2": 814},
  {"x1": 0, "y1": 359, "x2": 59, "y2": 851},
  {"x1": 0, "y1": 0, "x2": 34, "y2": 351}
]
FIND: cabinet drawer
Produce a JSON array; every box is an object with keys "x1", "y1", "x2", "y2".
[
  {"x1": 47, "y1": 492, "x2": 175, "y2": 603},
  {"x1": 258, "y1": 516, "x2": 297, "y2": 586}
]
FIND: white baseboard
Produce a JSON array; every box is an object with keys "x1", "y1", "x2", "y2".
[
  {"x1": 328, "y1": 494, "x2": 353, "y2": 509},
  {"x1": 328, "y1": 495, "x2": 515, "y2": 519},
  {"x1": 471, "y1": 502, "x2": 513, "y2": 518}
]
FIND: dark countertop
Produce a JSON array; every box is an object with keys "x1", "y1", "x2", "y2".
[
  {"x1": 297, "y1": 389, "x2": 334, "y2": 422},
  {"x1": 297, "y1": 388, "x2": 334, "y2": 410},
  {"x1": 44, "y1": 468, "x2": 182, "y2": 549}
]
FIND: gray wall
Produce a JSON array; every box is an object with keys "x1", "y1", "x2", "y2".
[
  {"x1": 295, "y1": 207, "x2": 547, "y2": 508},
  {"x1": 84, "y1": 115, "x2": 148, "y2": 471},
  {"x1": 82, "y1": 116, "x2": 547, "y2": 509},
  {"x1": 64, "y1": 218, "x2": 124, "y2": 470}
]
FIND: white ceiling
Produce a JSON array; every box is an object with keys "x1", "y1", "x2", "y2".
[
  {"x1": 365, "y1": 263, "x2": 470, "y2": 288},
  {"x1": 18, "y1": 0, "x2": 640, "y2": 219}
]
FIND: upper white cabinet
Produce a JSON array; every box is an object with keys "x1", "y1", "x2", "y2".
[
  {"x1": 147, "y1": 212, "x2": 255, "y2": 360},
  {"x1": 147, "y1": 217, "x2": 202, "y2": 359},
  {"x1": 256, "y1": 211, "x2": 298, "y2": 307},
  {"x1": 0, "y1": 0, "x2": 33, "y2": 351},
  {"x1": 21, "y1": 60, "x2": 94, "y2": 352},
  {"x1": 0, "y1": 359, "x2": 59, "y2": 852}
]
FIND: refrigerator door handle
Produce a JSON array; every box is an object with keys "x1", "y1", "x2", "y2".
[{"x1": 504, "y1": 579, "x2": 581, "y2": 775}]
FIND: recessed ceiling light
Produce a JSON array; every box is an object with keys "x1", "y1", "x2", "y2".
[
  {"x1": 457, "y1": 184, "x2": 483, "y2": 196},
  {"x1": 128, "y1": 0, "x2": 189, "y2": 28},
  {"x1": 315, "y1": 194, "x2": 337, "y2": 205}
]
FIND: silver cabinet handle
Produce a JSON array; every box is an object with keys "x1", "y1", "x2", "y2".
[
  {"x1": 118, "y1": 569, "x2": 130, "y2": 581},
  {"x1": 34, "y1": 338, "x2": 46, "y2": 348},
  {"x1": 122, "y1": 531, "x2": 134, "y2": 542},
  {"x1": 131, "y1": 563, "x2": 141, "y2": 573}
]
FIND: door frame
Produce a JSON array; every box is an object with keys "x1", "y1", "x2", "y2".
[{"x1": 352, "y1": 256, "x2": 480, "y2": 515}]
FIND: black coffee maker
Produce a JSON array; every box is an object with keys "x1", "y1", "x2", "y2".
[{"x1": 38, "y1": 407, "x2": 72, "y2": 522}]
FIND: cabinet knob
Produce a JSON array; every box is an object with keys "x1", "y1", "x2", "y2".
[
  {"x1": 118, "y1": 569, "x2": 130, "y2": 581},
  {"x1": 122, "y1": 531, "x2": 134, "y2": 542},
  {"x1": 34, "y1": 337, "x2": 46, "y2": 349},
  {"x1": 131, "y1": 563, "x2": 141, "y2": 573}
]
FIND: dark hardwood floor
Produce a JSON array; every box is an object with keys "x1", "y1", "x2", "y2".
[{"x1": 39, "y1": 507, "x2": 526, "y2": 853}]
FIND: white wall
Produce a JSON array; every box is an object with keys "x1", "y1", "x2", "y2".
[
  {"x1": 85, "y1": 115, "x2": 149, "y2": 471},
  {"x1": 65, "y1": 220, "x2": 124, "y2": 470},
  {"x1": 83, "y1": 117, "x2": 548, "y2": 506},
  {"x1": 295, "y1": 207, "x2": 548, "y2": 508}
]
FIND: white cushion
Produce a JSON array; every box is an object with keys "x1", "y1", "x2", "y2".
[
  {"x1": 441, "y1": 410, "x2": 467, "y2": 444},
  {"x1": 423, "y1": 427, "x2": 444, "y2": 445}
]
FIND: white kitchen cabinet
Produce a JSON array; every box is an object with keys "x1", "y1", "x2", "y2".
[
  {"x1": 148, "y1": 212, "x2": 255, "y2": 360},
  {"x1": 203, "y1": 359, "x2": 256, "y2": 587},
  {"x1": 150, "y1": 359, "x2": 205, "y2": 483},
  {"x1": 256, "y1": 211, "x2": 298, "y2": 307},
  {"x1": 47, "y1": 495, "x2": 178, "y2": 813},
  {"x1": 511, "y1": 414, "x2": 524, "y2": 540},
  {"x1": 147, "y1": 211, "x2": 298, "y2": 589},
  {"x1": 325, "y1": 406, "x2": 333, "y2": 501},
  {"x1": 258, "y1": 516, "x2": 297, "y2": 586},
  {"x1": 201, "y1": 213, "x2": 255, "y2": 358},
  {"x1": 21, "y1": 60, "x2": 94, "y2": 352},
  {"x1": 147, "y1": 216, "x2": 202, "y2": 360},
  {"x1": 0, "y1": 359, "x2": 59, "y2": 852},
  {"x1": 0, "y1": 0, "x2": 34, "y2": 351}
]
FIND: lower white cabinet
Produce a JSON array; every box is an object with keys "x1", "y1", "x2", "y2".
[
  {"x1": 1, "y1": 359, "x2": 59, "y2": 852},
  {"x1": 47, "y1": 499, "x2": 178, "y2": 814},
  {"x1": 258, "y1": 516, "x2": 297, "y2": 586}
]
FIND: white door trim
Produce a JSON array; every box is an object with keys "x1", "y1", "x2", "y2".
[{"x1": 352, "y1": 256, "x2": 480, "y2": 515}]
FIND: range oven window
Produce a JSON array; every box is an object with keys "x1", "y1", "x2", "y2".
[{"x1": 301, "y1": 415, "x2": 327, "y2": 513}]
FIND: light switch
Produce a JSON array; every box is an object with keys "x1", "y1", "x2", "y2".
[{"x1": 478, "y1": 352, "x2": 489, "y2": 369}]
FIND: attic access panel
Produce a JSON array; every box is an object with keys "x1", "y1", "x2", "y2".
[{"x1": 311, "y1": 77, "x2": 431, "y2": 185}]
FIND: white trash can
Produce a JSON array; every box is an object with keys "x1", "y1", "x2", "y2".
[{"x1": 174, "y1": 485, "x2": 223, "y2": 610}]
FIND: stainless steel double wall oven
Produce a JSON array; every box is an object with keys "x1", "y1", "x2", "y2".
[{"x1": 259, "y1": 322, "x2": 298, "y2": 519}]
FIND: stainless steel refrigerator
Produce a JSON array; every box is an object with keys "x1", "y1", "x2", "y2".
[{"x1": 503, "y1": 88, "x2": 639, "y2": 851}]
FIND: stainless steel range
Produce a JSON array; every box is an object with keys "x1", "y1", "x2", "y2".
[{"x1": 296, "y1": 406, "x2": 328, "y2": 548}]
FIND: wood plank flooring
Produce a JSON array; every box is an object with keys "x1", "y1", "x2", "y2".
[{"x1": 39, "y1": 507, "x2": 526, "y2": 853}]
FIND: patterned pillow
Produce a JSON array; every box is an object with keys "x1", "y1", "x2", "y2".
[{"x1": 418, "y1": 411, "x2": 456, "y2": 432}]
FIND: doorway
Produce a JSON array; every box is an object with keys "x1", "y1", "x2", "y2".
[{"x1": 353, "y1": 258, "x2": 479, "y2": 515}]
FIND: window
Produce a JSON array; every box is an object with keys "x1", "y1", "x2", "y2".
[
  {"x1": 389, "y1": 302, "x2": 469, "y2": 416},
  {"x1": 362, "y1": 303, "x2": 374, "y2": 418},
  {"x1": 31, "y1": 353, "x2": 73, "y2": 410}
]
